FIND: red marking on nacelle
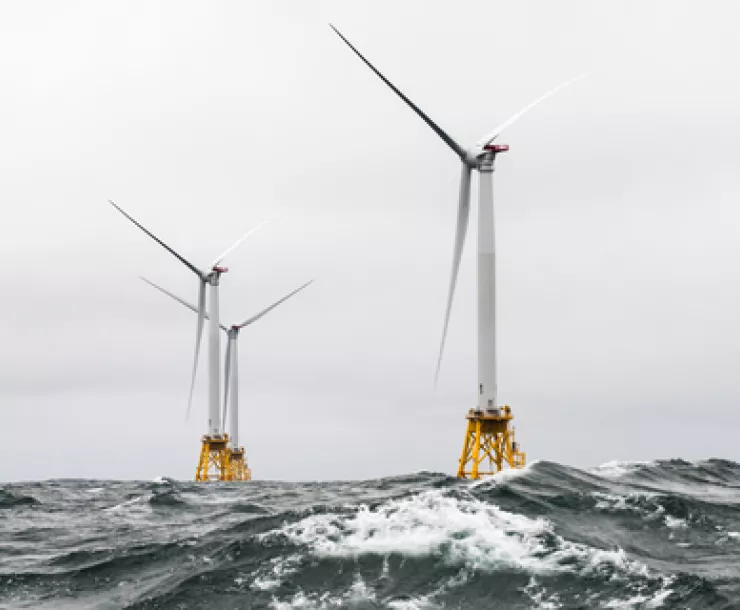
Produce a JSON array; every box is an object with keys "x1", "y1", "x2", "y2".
[
  {"x1": 213, "y1": 266, "x2": 229, "y2": 273},
  {"x1": 484, "y1": 144, "x2": 509, "y2": 153}
]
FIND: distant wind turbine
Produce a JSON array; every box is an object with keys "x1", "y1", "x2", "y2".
[
  {"x1": 140, "y1": 277, "x2": 314, "y2": 451},
  {"x1": 109, "y1": 200, "x2": 272, "y2": 436}
]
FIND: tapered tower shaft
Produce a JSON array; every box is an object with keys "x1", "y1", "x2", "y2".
[
  {"x1": 477, "y1": 153, "x2": 497, "y2": 409},
  {"x1": 229, "y1": 334, "x2": 239, "y2": 448},
  {"x1": 208, "y1": 277, "x2": 221, "y2": 435}
]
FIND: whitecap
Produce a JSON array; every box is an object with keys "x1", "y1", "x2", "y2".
[
  {"x1": 664, "y1": 515, "x2": 687, "y2": 529},
  {"x1": 104, "y1": 494, "x2": 152, "y2": 513},
  {"x1": 590, "y1": 460, "x2": 654, "y2": 479},
  {"x1": 521, "y1": 576, "x2": 562, "y2": 609},
  {"x1": 467, "y1": 460, "x2": 540, "y2": 488},
  {"x1": 387, "y1": 596, "x2": 439, "y2": 609},
  {"x1": 345, "y1": 573, "x2": 376, "y2": 603},
  {"x1": 252, "y1": 554, "x2": 302, "y2": 592},
  {"x1": 604, "y1": 575, "x2": 675, "y2": 608},
  {"x1": 269, "y1": 590, "x2": 315, "y2": 609},
  {"x1": 262, "y1": 489, "x2": 652, "y2": 580}
]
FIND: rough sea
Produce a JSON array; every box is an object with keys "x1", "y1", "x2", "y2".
[{"x1": 1, "y1": 459, "x2": 739, "y2": 609}]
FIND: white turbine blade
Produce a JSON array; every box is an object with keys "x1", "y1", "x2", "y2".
[
  {"x1": 210, "y1": 215, "x2": 278, "y2": 268},
  {"x1": 186, "y1": 280, "x2": 207, "y2": 420},
  {"x1": 329, "y1": 24, "x2": 467, "y2": 160},
  {"x1": 108, "y1": 200, "x2": 203, "y2": 277},
  {"x1": 435, "y1": 163, "x2": 472, "y2": 383},
  {"x1": 141, "y1": 277, "x2": 200, "y2": 316},
  {"x1": 236, "y1": 280, "x2": 314, "y2": 328},
  {"x1": 140, "y1": 277, "x2": 228, "y2": 331},
  {"x1": 473, "y1": 73, "x2": 588, "y2": 151},
  {"x1": 222, "y1": 335, "x2": 233, "y2": 430}
]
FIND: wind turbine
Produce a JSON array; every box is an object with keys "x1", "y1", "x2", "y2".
[
  {"x1": 330, "y1": 26, "x2": 585, "y2": 477},
  {"x1": 109, "y1": 200, "x2": 270, "y2": 439},
  {"x1": 140, "y1": 277, "x2": 313, "y2": 463}
]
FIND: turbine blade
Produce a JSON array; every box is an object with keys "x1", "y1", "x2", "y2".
[
  {"x1": 435, "y1": 163, "x2": 472, "y2": 383},
  {"x1": 140, "y1": 277, "x2": 228, "y2": 330},
  {"x1": 141, "y1": 277, "x2": 201, "y2": 316},
  {"x1": 474, "y1": 74, "x2": 588, "y2": 151},
  {"x1": 236, "y1": 280, "x2": 314, "y2": 328},
  {"x1": 108, "y1": 200, "x2": 203, "y2": 277},
  {"x1": 329, "y1": 24, "x2": 466, "y2": 160},
  {"x1": 186, "y1": 280, "x2": 207, "y2": 420},
  {"x1": 210, "y1": 215, "x2": 278, "y2": 268},
  {"x1": 222, "y1": 335, "x2": 232, "y2": 430}
]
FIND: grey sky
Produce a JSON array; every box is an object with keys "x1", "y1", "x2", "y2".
[{"x1": 2, "y1": 1, "x2": 739, "y2": 481}]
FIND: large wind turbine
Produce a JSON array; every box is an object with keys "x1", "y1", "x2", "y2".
[
  {"x1": 109, "y1": 200, "x2": 270, "y2": 437},
  {"x1": 140, "y1": 277, "x2": 314, "y2": 450},
  {"x1": 330, "y1": 26, "x2": 584, "y2": 413}
]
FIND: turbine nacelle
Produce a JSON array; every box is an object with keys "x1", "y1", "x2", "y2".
[
  {"x1": 463, "y1": 144, "x2": 510, "y2": 167},
  {"x1": 484, "y1": 144, "x2": 509, "y2": 153},
  {"x1": 206, "y1": 267, "x2": 227, "y2": 286}
]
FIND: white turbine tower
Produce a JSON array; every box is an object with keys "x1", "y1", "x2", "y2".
[
  {"x1": 109, "y1": 201, "x2": 270, "y2": 439},
  {"x1": 140, "y1": 277, "x2": 313, "y2": 479},
  {"x1": 330, "y1": 26, "x2": 585, "y2": 477}
]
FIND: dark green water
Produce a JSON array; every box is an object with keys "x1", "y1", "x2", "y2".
[{"x1": 1, "y1": 459, "x2": 739, "y2": 608}]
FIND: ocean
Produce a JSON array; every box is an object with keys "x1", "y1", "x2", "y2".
[{"x1": 1, "y1": 459, "x2": 739, "y2": 608}]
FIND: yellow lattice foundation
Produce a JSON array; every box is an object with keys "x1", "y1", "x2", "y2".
[
  {"x1": 227, "y1": 447, "x2": 252, "y2": 482},
  {"x1": 195, "y1": 435, "x2": 232, "y2": 482},
  {"x1": 457, "y1": 405, "x2": 526, "y2": 479}
]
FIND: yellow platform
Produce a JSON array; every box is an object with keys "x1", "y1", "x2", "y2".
[
  {"x1": 194, "y1": 434, "x2": 231, "y2": 482},
  {"x1": 194, "y1": 435, "x2": 253, "y2": 482},
  {"x1": 457, "y1": 405, "x2": 526, "y2": 479},
  {"x1": 227, "y1": 447, "x2": 252, "y2": 482}
]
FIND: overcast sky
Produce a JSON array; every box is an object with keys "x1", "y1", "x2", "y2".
[{"x1": 2, "y1": 1, "x2": 739, "y2": 481}]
